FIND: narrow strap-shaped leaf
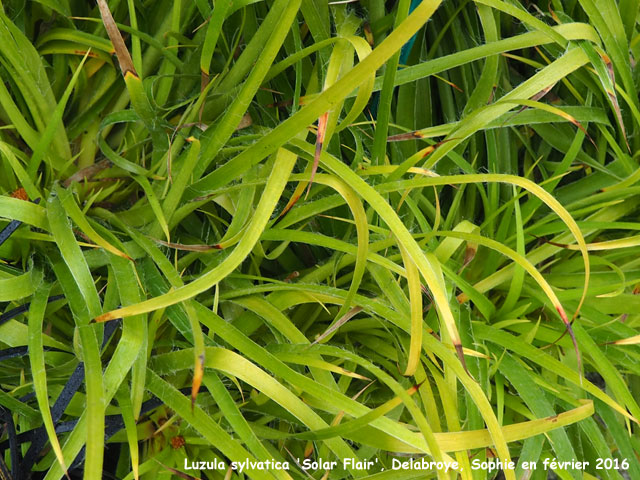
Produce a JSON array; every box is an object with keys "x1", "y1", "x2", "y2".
[
  {"x1": 95, "y1": 0, "x2": 135, "y2": 75},
  {"x1": 54, "y1": 184, "x2": 131, "y2": 260},
  {"x1": 115, "y1": 388, "x2": 140, "y2": 480},
  {"x1": 214, "y1": 164, "x2": 258, "y2": 249},
  {"x1": 335, "y1": 35, "x2": 374, "y2": 131},
  {"x1": 132, "y1": 175, "x2": 170, "y2": 241},
  {"x1": 28, "y1": 283, "x2": 68, "y2": 477},
  {"x1": 46, "y1": 189, "x2": 102, "y2": 322},
  {"x1": 77, "y1": 324, "x2": 105, "y2": 479},
  {"x1": 125, "y1": 0, "x2": 142, "y2": 72},
  {"x1": 0, "y1": 196, "x2": 48, "y2": 230},
  {"x1": 97, "y1": 136, "x2": 158, "y2": 179},
  {"x1": 162, "y1": 137, "x2": 200, "y2": 223},
  {"x1": 371, "y1": 0, "x2": 411, "y2": 164},
  {"x1": 399, "y1": 245, "x2": 422, "y2": 376},
  {"x1": 215, "y1": 0, "x2": 289, "y2": 93},
  {"x1": 0, "y1": 262, "x2": 42, "y2": 302},
  {"x1": 310, "y1": 174, "x2": 368, "y2": 329},
  {"x1": 0, "y1": 142, "x2": 41, "y2": 200},
  {"x1": 108, "y1": 253, "x2": 148, "y2": 418},
  {"x1": 200, "y1": 0, "x2": 232, "y2": 77},
  {"x1": 27, "y1": 51, "x2": 89, "y2": 176},
  {"x1": 579, "y1": 40, "x2": 629, "y2": 150}
]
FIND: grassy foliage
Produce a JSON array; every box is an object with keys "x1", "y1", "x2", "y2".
[{"x1": 1, "y1": 0, "x2": 640, "y2": 479}]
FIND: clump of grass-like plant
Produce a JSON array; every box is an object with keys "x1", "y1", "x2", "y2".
[{"x1": 0, "y1": 1, "x2": 639, "y2": 479}]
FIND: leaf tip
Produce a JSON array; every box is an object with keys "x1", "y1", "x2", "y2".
[
  {"x1": 191, "y1": 354, "x2": 205, "y2": 411},
  {"x1": 94, "y1": 311, "x2": 117, "y2": 323}
]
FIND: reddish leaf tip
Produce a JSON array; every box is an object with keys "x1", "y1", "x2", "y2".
[
  {"x1": 555, "y1": 305, "x2": 569, "y2": 324},
  {"x1": 94, "y1": 312, "x2": 116, "y2": 323}
]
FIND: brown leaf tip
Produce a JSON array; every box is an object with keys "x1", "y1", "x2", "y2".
[
  {"x1": 409, "y1": 380, "x2": 425, "y2": 394},
  {"x1": 94, "y1": 312, "x2": 116, "y2": 323},
  {"x1": 96, "y1": 0, "x2": 137, "y2": 77},
  {"x1": 421, "y1": 146, "x2": 436, "y2": 158}
]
